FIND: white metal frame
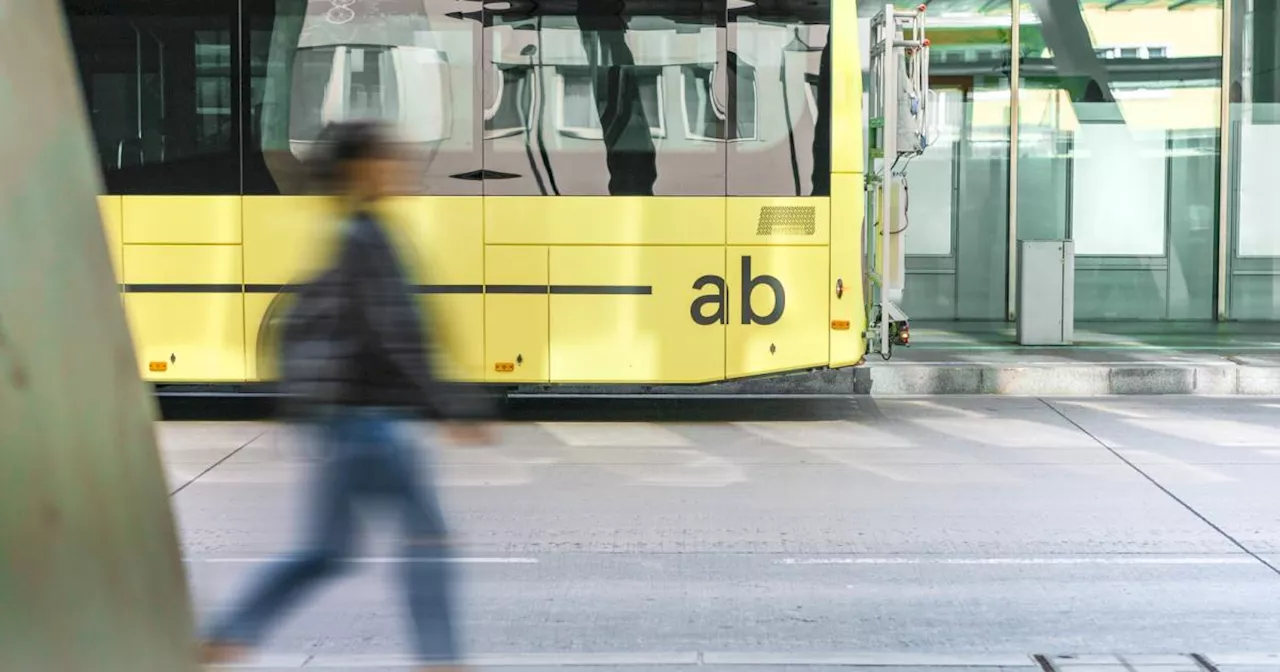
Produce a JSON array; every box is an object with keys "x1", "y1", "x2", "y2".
[{"x1": 865, "y1": 3, "x2": 930, "y2": 359}]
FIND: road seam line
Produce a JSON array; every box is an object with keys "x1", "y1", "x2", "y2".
[
  {"x1": 1040, "y1": 398, "x2": 1280, "y2": 578},
  {"x1": 168, "y1": 429, "x2": 266, "y2": 497}
]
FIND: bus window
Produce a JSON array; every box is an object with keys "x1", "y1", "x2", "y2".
[
  {"x1": 64, "y1": 0, "x2": 241, "y2": 195},
  {"x1": 243, "y1": 0, "x2": 480, "y2": 195},
  {"x1": 727, "y1": 1, "x2": 831, "y2": 197},
  {"x1": 481, "y1": 3, "x2": 728, "y2": 196}
]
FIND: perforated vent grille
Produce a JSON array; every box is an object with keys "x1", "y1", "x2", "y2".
[{"x1": 756, "y1": 206, "x2": 816, "y2": 236}]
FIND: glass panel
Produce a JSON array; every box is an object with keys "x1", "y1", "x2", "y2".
[
  {"x1": 64, "y1": 0, "x2": 240, "y2": 194},
  {"x1": 876, "y1": 1, "x2": 1012, "y2": 320},
  {"x1": 682, "y1": 55, "x2": 758, "y2": 141},
  {"x1": 484, "y1": 65, "x2": 531, "y2": 139},
  {"x1": 1227, "y1": 0, "x2": 1280, "y2": 318},
  {"x1": 727, "y1": 2, "x2": 830, "y2": 196},
  {"x1": 482, "y1": 3, "x2": 726, "y2": 196},
  {"x1": 1017, "y1": 0, "x2": 1221, "y2": 320},
  {"x1": 244, "y1": 0, "x2": 480, "y2": 195}
]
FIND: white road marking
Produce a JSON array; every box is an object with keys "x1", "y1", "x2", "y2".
[
  {"x1": 538, "y1": 422, "x2": 692, "y2": 447},
  {"x1": 436, "y1": 453, "x2": 557, "y2": 487},
  {"x1": 779, "y1": 556, "x2": 1256, "y2": 566},
  {"x1": 210, "y1": 652, "x2": 702, "y2": 668},
  {"x1": 891, "y1": 399, "x2": 990, "y2": 418},
  {"x1": 811, "y1": 448, "x2": 1017, "y2": 484},
  {"x1": 912, "y1": 418, "x2": 1097, "y2": 448},
  {"x1": 808, "y1": 449, "x2": 918, "y2": 482},
  {"x1": 572, "y1": 447, "x2": 747, "y2": 487},
  {"x1": 702, "y1": 652, "x2": 1036, "y2": 666},
  {"x1": 1130, "y1": 418, "x2": 1280, "y2": 447},
  {"x1": 204, "y1": 651, "x2": 1262, "y2": 668},
  {"x1": 1055, "y1": 400, "x2": 1153, "y2": 419},
  {"x1": 735, "y1": 421, "x2": 914, "y2": 449},
  {"x1": 186, "y1": 557, "x2": 538, "y2": 564},
  {"x1": 1123, "y1": 450, "x2": 1235, "y2": 483}
]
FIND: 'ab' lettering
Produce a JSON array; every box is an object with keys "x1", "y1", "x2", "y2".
[{"x1": 688, "y1": 256, "x2": 785, "y2": 326}]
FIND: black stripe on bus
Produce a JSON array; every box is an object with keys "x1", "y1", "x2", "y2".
[
  {"x1": 414, "y1": 285, "x2": 485, "y2": 295},
  {"x1": 123, "y1": 283, "x2": 243, "y2": 293},
  {"x1": 485, "y1": 285, "x2": 549, "y2": 294},
  {"x1": 550, "y1": 285, "x2": 652, "y2": 295},
  {"x1": 124, "y1": 283, "x2": 654, "y2": 296},
  {"x1": 243, "y1": 284, "x2": 487, "y2": 294}
]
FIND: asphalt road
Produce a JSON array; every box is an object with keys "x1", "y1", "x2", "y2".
[{"x1": 164, "y1": 397, "x2": 1280, "y2": 671}]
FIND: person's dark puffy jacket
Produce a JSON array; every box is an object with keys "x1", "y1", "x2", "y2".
[{"x1": 280, "y1": 209, "x2": 486, "y2": 420}]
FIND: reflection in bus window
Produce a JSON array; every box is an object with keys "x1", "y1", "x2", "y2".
[
  {"x1": 682, "y1": 54, "x2": 758, "y2": 142},
  {"x1": 728, "y1": 10, "x2": 831, "y2": 197},
  {"x1": 245, "y1": 0, "x2": 477, "y2": 195},
  {"x1": 485, "y1": 65, "x2": 531, "y2": 140},
  {"x1": 558, "y1": 67, "x2": 664, "y2": 140},
  {"x1": 481, "y1": 6, "x2": 727, "y2": 196}
]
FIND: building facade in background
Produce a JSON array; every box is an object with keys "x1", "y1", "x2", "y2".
[{"x1": 865, "y1": 0, "x2": 1277, "y2": 322}]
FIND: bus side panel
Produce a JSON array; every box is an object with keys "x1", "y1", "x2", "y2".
[
  {"x1": 549, "y1": 246, "x2": 725, "y2": 384},
  {"x1": 242, "y1": 196, "x2": 337, "y2": 381},
  {"x1": 380, "y1": 197, "x2": 485, "y2": 383},
  {"x1": 485, "y1": 197, "x2": 726, "y2": 246},
  {"x1": 97, "y1": 196, "x2": 123, "y2": 281},
  {"x1": 123, "y1": 245, "x2": 245, "y2": 382},
  {"x1": 121, "y1": 196, "x2": 241, "y2": 245},
  {"x1": 485, "y1": 246, "x2": 549, "y2": 383},
  {"x1": 830, "y1": 173, "x2": 867, "y2": 367},
  {"x1": 725, "y1": 245, "x2": 829, "y2": 379}
]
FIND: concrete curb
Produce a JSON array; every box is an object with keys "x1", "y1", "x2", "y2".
[
  {"x1": 512, "y1": 362, "x2": 1280, "y2": 397},
  {"x1": 867, "y1": 363, "x2": 1270, "y2": 396}
]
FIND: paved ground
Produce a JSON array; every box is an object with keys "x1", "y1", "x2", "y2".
[{"x1": 166, "y1": 397, "x2": 1280, "y2": 670}]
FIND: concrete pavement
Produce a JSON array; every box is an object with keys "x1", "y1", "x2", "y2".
[{"x1": 163, "y1": 397, "x2": 1280, "y2": 670}]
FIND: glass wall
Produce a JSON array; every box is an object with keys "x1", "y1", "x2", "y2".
[
  {"x1": 1227, "y1": 0, "x2": 1280, "y2": 319},
  {"x1": 1016, "y1": 0, "x2": 1222, "y2": 320},
  {"x1": 865, "y1": 0, "x2": 1013, "y2": 320}
]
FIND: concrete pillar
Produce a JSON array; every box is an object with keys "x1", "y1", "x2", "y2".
[{"x1": 0, "y1": 2, "x2": 199, "y2": 670}]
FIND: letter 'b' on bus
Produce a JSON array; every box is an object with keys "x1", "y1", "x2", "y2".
[{"x1": 741, "y1": 256, "x2": 784, "y2": 325}]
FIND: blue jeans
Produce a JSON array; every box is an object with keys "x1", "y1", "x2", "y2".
[{"x1": 205, "y1": 408, "x2": 458, "y2": 663}]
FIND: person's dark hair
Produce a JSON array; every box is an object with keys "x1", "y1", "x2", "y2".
[{"x1": 309, "y1": 120, "x2": 393, "y2": 193}]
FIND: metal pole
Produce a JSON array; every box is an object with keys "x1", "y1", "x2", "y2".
[
  {"x1": 1007, "y1": 0, "x2": 1021, "y2": 322},
  {"x1": 1217, "y1": 0, "x2": 1234, "y2": 320},
  {"x1": 880, "y1": 4, "x2": 896, "y2": 355}
]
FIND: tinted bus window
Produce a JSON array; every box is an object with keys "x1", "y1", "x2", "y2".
[
  {"x1": 242, "y1": 0, "x2": 481, "y2": 195},
  {"x1": 481, "y1": 2, "x2": 727, "y2": 196},
  {"x1": 64, "y1": 0, "x2": 241, "y2": 195},
  {"x1": 728, "y1": 2, "x2": 831, "y2": 196}
]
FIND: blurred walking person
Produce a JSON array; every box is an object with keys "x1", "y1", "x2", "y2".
[{"x1": 199, "y1": 120, "x2": 488, "y2": 671}]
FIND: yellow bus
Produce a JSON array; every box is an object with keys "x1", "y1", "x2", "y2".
[{"x1": 65, "y1": 0, "x2": 870, "y2": 388}]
